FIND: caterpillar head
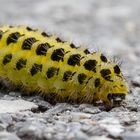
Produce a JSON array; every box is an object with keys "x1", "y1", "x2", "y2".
[{"x1": 97, "y1": 64, "x2": 128, "y2": 107}]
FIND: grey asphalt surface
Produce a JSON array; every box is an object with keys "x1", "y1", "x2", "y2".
[{"x1": 0, "y1": 0, "x2": 140, "y2": 140}]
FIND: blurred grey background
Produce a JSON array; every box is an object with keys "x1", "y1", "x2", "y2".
[{"x1": 0, "y1": 0, "x2": 139, "y2": 63}]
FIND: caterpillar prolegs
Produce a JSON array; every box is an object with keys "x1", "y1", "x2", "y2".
[{"x1": 0, "y1": 25, "x2": 128, "y2": 107}]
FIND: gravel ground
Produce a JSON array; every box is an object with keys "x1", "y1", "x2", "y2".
[{"x1": 0, "y1": 0, "x2": 140, "y2": 140}]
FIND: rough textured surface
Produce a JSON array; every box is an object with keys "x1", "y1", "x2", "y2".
[
  {"x1": 0, "y1": 99, "x2": 38, "y2": 113},
  {"x1": 0, "y1": 0, "x2": 139, "y2": 140}
]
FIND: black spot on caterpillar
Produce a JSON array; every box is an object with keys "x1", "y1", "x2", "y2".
[
  {"x1": 22, "y1": 37, "x2": 37, "y2": 50},
  {"x1": 67, "y1": 54, "x2": 81, "y2": 66},
  {"x1": 3, "y1": 54, "x2": 12, "y2": 65},
  {"x1": 51, "y1": 48, "x2": 65, "y2": 62},
  {"x1": 0, "y1": 25, "x2": 128, "y2": 107},
  {"x1": 36, "y1": 43, "x2": 50, "y2": 56},
  {"x1": 7, "y1": 32, "x2": 21, "y2": 45},
  {"x1": 78, "y1": 73, "x2": 87, "y2": 84},
  {"x1": 63, "y1": 71, "x2": 74, "y2": 81},
  {"x1": 46, "y1": 67, "x2": 59, "y2": 79},
  {"x1": 30, "y1": 63, "x2": 42, "y2": 76},
  {"x1": 84, "y1": 59, "x2": 97, "y2": 72},
  {"x1": 16, "y1": 58, "x2": 27, "y2": 70}
]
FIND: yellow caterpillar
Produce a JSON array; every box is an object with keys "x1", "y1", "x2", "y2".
[{"x1": 0, "y1": 25, "x2": 128, "y2": 107}]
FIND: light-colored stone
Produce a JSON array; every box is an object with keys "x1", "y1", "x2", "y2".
[
  {"x1": 89, "y1": 136, "x2": 112, "y2": 140},
  {"x1": 0, "y1": 100, "x2": 38, "y2": 113},
  {"x1": 99, "y1": 117, "x2": 124, "y2": 137},
  {"x1": 71, "y1": 112, "x2": 92, "y2": 122},
  {"x1": 0, "y1": 132, "x2": 20, "y2": 140}
]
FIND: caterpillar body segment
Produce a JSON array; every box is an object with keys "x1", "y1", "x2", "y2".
[{"x1": 0, "y1": 25, "x2": 128, "y2": 107}]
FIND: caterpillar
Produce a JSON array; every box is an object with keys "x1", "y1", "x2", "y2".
[{"x1": 0, "y1": 25, "x2": 128, "y2": 107}]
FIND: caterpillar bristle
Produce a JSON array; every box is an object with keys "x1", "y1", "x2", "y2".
[{"x1": 112, "y1": 56, "x2": 123, "y2": 67}]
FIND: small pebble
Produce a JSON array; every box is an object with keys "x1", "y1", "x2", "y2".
[
  {"x1": 89, "y1": 136, "x2": 113, "y2": 140},
  {"x1": 71, "y1": 112, "x2": 92, "y2": 122},
  {"x1": 99, "y1": 117, "x2": 124, "y2": 137},
  {"x1": 121, "y1": 132, "x2": 140, "y2": 140},
  {"x1": 0, "y1": 100, "x2": 38, "y2": 113},
  {"x1": 0, "y1": 132, "x2": 20, "y2": 140}
]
